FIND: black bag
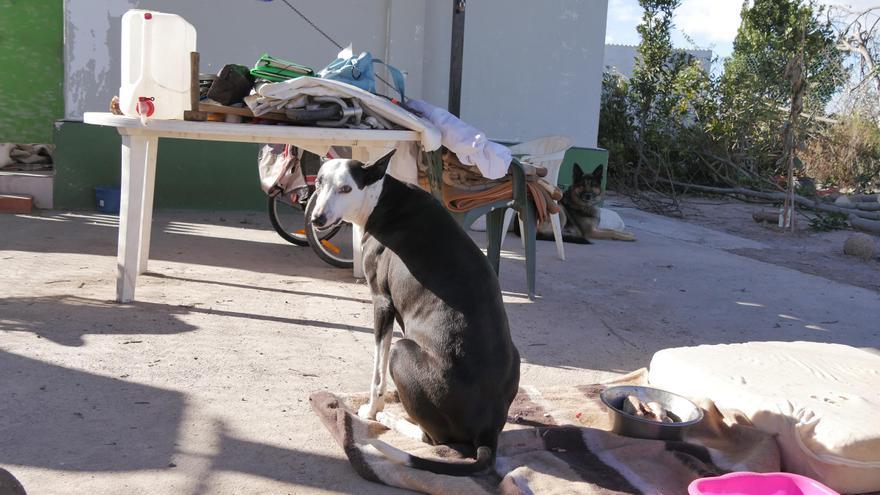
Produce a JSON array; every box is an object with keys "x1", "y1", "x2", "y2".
[{"x1": 206, "y1": 64, "x2": 256, "y2": 106}]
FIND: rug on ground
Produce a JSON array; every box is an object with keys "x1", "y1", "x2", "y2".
[{"x1": 309, "y1": 370, "x2": 780, "y2": 494}]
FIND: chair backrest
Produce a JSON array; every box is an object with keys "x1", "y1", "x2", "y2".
[
  {"x1": 507, "y1": 136, "x2": 571, "y2": 186},
  {"x1": 558, "y1": 147, "x2": 609, "y2": 197}
]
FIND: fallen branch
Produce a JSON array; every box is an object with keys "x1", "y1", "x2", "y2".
[
  {"x1": 854, "y1": 202, "x2": 880, "y2": 211},
  {"x1": 669, "y1": 181, "x2": 880, "y2": 220},
  {"x1": 850, "y1": 215, "x2": 880, "y2": 235},
  {"x1": 850, "y1": 193, "x2": 880, "y2": 203}
]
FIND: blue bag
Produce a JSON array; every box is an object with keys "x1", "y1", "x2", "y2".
[{"x1": 318, "y1": 46, "x2": 406, "y2": 100}]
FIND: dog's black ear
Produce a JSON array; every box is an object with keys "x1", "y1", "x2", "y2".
[
  {"x1": 591, "y1": 166, "x2": 603, "y2": 181},
  {"x1": 362, "y1": 149, "x2": 395, "y2": 186},
  {"x1": 572, "y1": 163, "x2": 584, "y2": 183}
]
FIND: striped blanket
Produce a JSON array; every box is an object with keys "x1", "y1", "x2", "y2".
[{"x1": 309, "y1": 370, "x2": 780, "y2": 494}]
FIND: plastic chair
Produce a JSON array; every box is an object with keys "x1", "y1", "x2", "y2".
[
  {"x1": 557, "y1": 146, "x2": 609, "y2": 197},
  {"x1": 500, "y1": 137, "x2": 572, "y2": 260},
  {"x1": 423, "y1": 149, "x2": 538, "y2": 299}
]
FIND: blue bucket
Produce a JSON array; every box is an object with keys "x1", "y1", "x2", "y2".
[{"x1": 94, "y1": 186, "x2": 121, "y2": 214}]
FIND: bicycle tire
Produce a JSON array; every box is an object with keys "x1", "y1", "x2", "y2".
[
  {"x1": 286, "y1": 106, "x2": 339, "y2": 123},
  {"x1": 305, "y1": 194, "x2": 354, "y2": 269},
  {"x1": 267, "y1": 195, "x2": 309, "y2": 246}
]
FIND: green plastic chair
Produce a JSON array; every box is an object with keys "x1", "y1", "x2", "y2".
[
  {"x1": 423, "y1": 149, "x2": 537, "y2": 299},
  {"x1": 557, "y1": 146, "x2": 609, "y2": 200}
]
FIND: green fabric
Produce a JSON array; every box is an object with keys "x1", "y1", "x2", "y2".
[{"x1": 0, "y1": 0, "x2": 63, "y2": 143}]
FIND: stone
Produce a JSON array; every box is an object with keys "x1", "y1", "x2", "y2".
[
  {"x1": 834, "y1": 195, "x2": 854, "y2": 207},
  {"x1": 843, "y1": 233, "x2": 878, "y2": 261}
]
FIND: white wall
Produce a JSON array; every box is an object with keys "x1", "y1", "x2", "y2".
[
  {"x1": 64, "y1": 0, "x2": 609, "y2": 147},
  {"x1": 459, "y1": 0, "x2": 609, "y2": 147},
  {"x1": 604, "y1": 44, "x2": 713, "y2": 78},
  {"x1": 420, "y1": 1, "x2": 452, "y2": 109},
  {"x1": 63, "y1": 0, "x2": 426, "y2": 118}
]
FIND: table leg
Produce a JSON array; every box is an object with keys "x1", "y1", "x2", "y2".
[
  {"x1": 352, "y1": 223, "x2": 364, "y2": 278},
  {"x1": 137, "y1": 137, "x2": 159, "y2": 274},
  {"x1": 116, "y1": 134, "x2": 155, "y2": 302}
]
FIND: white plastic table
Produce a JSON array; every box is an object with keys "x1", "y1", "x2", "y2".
[{"x1": 83, "y1": 112, "x2": 422, "y2": 303}]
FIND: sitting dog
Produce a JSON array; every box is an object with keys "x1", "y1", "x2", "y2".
[
  {"x1": 309, "y1": 150, "x2": 521, "y2": 476},
  {"x1": 518, "y1": 164, "x2": 635, "y2": 243}
]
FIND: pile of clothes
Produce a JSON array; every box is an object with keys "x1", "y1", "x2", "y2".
[
  {"x1": 202, "y1": 47, "x2": 547, "y2": 217},
  {"x1": 0, "y1": 143, "x2": 54, "y2": 172},
  {"x1": 199, "y1": 50, "x2": 410, "y2": 131},
  {"x1": 427, "y1": 149, "x2": 562, "y2": 226}
]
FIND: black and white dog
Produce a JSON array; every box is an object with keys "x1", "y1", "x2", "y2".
[{"x1": 309, "y1": 150, "x2": 520, "y2": 476}]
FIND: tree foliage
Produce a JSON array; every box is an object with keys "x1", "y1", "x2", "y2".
[
  {"x1": 617, "y1": 0, "x2": 712, "y2": 199},
  {"x1": 722, "y1": 0, "x2": 844, "y2": 110},
  {"x1": 596, "y1": 0, "x2": 876, "y2": 199}
]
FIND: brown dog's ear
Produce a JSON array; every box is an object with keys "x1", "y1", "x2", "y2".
[
  {"x1": 591, "y1": 166, "x2": 604, "y2": 181},
  {"x1": 572, "y1": 163, "x2": 584, "y2": 183},
  {"x1": 362, "y1": 149, "x2": 395, "y2": 186}
]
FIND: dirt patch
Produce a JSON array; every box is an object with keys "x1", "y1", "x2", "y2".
[{"x1": 647, "y1": 196, "x2": 880, "y2": 293}]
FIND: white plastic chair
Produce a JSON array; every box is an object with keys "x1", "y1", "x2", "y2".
[{"x1": 501, "y1": 136, "x2": 572, "y2": 260}]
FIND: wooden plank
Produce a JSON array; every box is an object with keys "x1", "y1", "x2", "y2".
[
  {"x1": 184, "y1": 52, "x2": 207, "y2": 121},
  {"x1": 198, "y1": 103, "x2": 290, "y2": 122},
  {"x1": 0, "y1": 194, "x2": 33, "y2": 214},
  {"x1": 199, "y1": 103, "x2": 254, "y2": 117}
]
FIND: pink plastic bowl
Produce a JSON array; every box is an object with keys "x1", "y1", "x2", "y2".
[{"x1": 688, "y1": 472, "x2": 839, "y2": 495}]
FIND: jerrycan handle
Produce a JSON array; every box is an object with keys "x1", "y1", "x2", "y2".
[
  {"x1": 135, "y1": 12, "x2": 154, "y2": 124},
  {"x1": 137, "y1": 12, "x2": 154, "y2": 85}
]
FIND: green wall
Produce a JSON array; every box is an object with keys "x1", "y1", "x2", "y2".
[
  {"x1": 54, "y1": 121, "x2": 266, "y2": 211},
  {"x1": 0, "y1": 0, "x2": 64, "y2": 143}
]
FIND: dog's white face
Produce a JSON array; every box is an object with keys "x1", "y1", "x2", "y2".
[{"x1": 309, "y1": 150, "x2": 395, "y2": 229}]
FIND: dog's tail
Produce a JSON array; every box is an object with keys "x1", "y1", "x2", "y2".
[{"x1": 367, "y1": 439, "x2": 493, "y2": 476}]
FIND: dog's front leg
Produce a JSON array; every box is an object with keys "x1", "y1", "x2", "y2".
[{"x1": 358, "y1": 297, "x2": 395, "y2": 420}]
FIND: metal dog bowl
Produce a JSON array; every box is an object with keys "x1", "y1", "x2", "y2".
[{"x1": 600, "y1": 385, "x2": 704, "y2": 441}]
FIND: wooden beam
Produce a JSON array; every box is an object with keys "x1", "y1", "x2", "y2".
[
  {"x1": 448, "y1": 0, "x2": 466, "y2": 117},
  {"x1": 184, "y1": 52, "x2": 208, "y2": 121}
]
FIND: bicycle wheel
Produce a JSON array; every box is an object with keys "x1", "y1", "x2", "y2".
[
  {"x1": 304, "y1": 194, "x2": 354, "y2": 269},
  {"x1": 268, "y1": 194, "x2": 309, "y2": 246}
]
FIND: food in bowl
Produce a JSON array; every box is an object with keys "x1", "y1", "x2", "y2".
[
  {"x1": 600, "y1": 385, "x2": 703, "y2": 440},
  {"x1": 621, "y1": 394, "x2": 678, "y2": 423}
]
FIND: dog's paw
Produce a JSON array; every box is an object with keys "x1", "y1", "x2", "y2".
[{"x1": 358, "y1": 403, "x2": 378, "y2": 420}]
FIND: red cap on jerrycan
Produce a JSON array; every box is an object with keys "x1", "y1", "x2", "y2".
[{"x1": 137, "y1": 96, "x2": 155, "y2": 117}]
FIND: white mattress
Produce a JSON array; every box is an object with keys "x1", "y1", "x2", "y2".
[{"x1": 648, "y1": 342, "x2": 880, "y2": 494}]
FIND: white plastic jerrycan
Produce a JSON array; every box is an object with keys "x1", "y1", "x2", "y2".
[{"x1": 120, "y1": 10, "x2": 196, "y2": 122}]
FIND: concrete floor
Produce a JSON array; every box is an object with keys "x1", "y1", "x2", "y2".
[{"x1": 1, "y1": 207, "x2": 878, "y2": 494}]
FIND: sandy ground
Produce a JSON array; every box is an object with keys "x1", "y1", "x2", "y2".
[
  {"x1": 1, "y1": 206, "x2": 878, "y2": 494},
  {"x1": 664, "y1": 195, "x2": 880, "y2": 292}
]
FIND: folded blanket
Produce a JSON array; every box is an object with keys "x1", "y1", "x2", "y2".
[
  {"x1": 310, "y1": 370, "x2": 780, "y2": 494},
  {"x1": 0, "y1": 143, "x2": 54, "y2": 171},
  {"x1": 442, "y1": 180, "x2": 560, "y2": 225}
]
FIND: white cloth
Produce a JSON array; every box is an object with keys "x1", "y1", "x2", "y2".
[
  {"x1": 406, "y1": 99, "x2": 512, "y2": 180},
  {"x1": 245, "y1": 77, "x2": 441, "y2": 152},
  {"x1": 598, "y1": 208, "x2": 626, "y2": 232},
  {"x1": 649, "y1": 342, "x2": 880, "y2": 494},
  {"x1": 472, "y1": 207, "x2": 626, "y2": 234}
]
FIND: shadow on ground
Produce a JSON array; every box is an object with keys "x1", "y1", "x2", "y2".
[
  {"x1": 0, "y1": 295, "x2": 371, "y2": 346},
  {"x1": 4, "y1": 211, "x2": 353, "y2": 281},
  {"x1": 0, "y1": 350, "x2": 392, "y2": 494}
]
